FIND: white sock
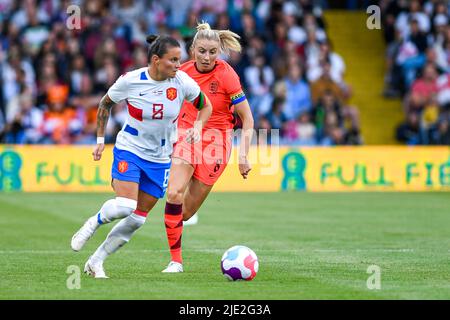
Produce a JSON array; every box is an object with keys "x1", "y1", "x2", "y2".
[
  {"x1": 90, "y1": 213, "x2": 146, "y2": 264},
  {"x1": 94, "y1": 197, "x2": 137, "y2": 225}
]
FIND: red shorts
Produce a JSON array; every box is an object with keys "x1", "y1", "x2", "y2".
[{"x1": 173, "y1": 129, "x2": 232, "y2": 185}]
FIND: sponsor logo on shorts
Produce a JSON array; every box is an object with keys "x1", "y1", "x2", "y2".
[
  {"x1": 213, "y1": 159, "x2": 222, "y2": 173},
  {"x1": 118, "y1": 161, "x2": 128, "y2": 173}
]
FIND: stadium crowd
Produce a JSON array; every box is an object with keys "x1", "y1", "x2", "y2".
[
  {"x1": 0, "y1": 0, "x2": 364, "y2": 146},
  {"x1": 381, "y1": 0, "x2": 450, "y2": 145}
]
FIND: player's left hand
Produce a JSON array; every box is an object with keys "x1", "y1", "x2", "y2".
[
  {"x1": 186, "y1": 127, "x2": 201, "y2": 144},
  {"x1": 239, "y1": 156, "x2": 251, "y2": 179}
]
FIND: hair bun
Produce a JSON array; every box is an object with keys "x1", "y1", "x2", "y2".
[{"x1": 146, "y1": 35, "x2": 159, "y2": 44}]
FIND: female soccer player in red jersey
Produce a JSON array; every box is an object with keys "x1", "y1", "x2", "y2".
[{"x1": 162, "y1": 22, "x2": 254, "y2": 273}]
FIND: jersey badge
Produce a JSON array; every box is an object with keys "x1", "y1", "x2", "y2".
[
  {"x1": 166, "y1": 87, "x2": 177, "y2": 101},
  {"x1": 209, "y1": 81, "x2": 219, "y2": 94}
]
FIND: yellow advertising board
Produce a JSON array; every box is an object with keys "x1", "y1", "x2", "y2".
[
  {"x1": 215, "y1": 146, "x2": 450, "y2": 192},
  {"x1": 0, "y1": 145, "x2": 449, "y2": 192},
  {"x1": 0, "y1": 145, "x2": 113, "y2": 192}
]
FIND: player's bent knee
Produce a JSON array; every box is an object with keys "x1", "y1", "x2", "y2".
[
  {"x1": 166, "y1": 188, "x2": 184, "y2": 204},
  {"x1": 99, "y1": 198, "x2": 137, "y2": 223},
  {"x1": 114, "y1": 197, "x2": 137, "y2": 218}
]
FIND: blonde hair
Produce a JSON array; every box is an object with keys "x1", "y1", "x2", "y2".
[{"x1": 192, "y1": 22, "x2": 242, "y2": 55}]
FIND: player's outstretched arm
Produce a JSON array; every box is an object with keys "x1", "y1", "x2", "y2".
[
  {"x1": 235, "y1": 99, "x2": 254, "y2": 179},
  {"x1": 187, "y1": 92, "x2": 212, "y2": 143},
  {"x1": 92, "y1": 94, "x2": 116, "y2": 161}
]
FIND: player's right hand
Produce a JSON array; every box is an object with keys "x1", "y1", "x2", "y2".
[
  {"x1": 185, "y1": 128, "x2": 201, "y2": 144},
  {"x1": 92, "y1": 143, "x2": 105, "y2": 161}
]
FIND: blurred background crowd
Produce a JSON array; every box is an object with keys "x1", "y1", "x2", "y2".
[
  {"x1": 381, "y1": 0, "x2": 450, "y2": 145},
  {"x1": 0, "y1": 0, "x2": 448, "y2": 146}
]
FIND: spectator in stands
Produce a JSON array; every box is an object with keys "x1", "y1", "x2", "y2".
[
  {"x1": 239, "y1": 12, "x2": 261, "y2": 49},
  {"x1": 272, "y1": 22, "x2": 289, "y2": 53},
  {"x1": 303, "y1": 27, "x2": 322, "y2": 68},
  {"x1": 302, "y1": 12, "x2": 327, "y2": 43},
  {"x1": 284, "y1": 5, "x2": 305, "y2": 46},
  {"x1": 407, "y1": 62, "x2": 439, "y2": 114},
  {"x1": 290, "y1": 110, "x2": 317, "y2": 145},
  {"x1": 69, "y1": 54, "x2": 88, "y2": 95},
  {"x1": 84, "y1": 17, "x2": 130, "y2": 71},
  {"x1": 93, "y1": 37, "x2": 121, "y2": 72},
  {"x1": 307, "y1": 39, "x2": 345, "y2": 83},
  {"x1": 129, "y1": 45, "x2": 148, "y2": 70},
  {"x1": 21, "y1": 3, "x2": 50, "y2": 58},
  {"x1": 244, "y1": 35, "x2": 267, "y2": 64},
  {"x1": 312, "y1": 89, "x2": 343, "y2": 141},
  {"x1": 431, "y1": 13, "x2": 448, "y2": 47},
  {"x1": 70, "y1": 73, "x2": 102, "y2": 144},
  {"x1": 4, "y1": 91, "x2": 43, "y2": 144},
  {"x1": 192, "y1": 0, "x2": 227, "y2": 26},
  {"x1": 40, "y1": 84, "x2": 83, "y2": 144},
  {"x1": 320, "y1": 111, "x2": 345, "y2": 146},
  {"x1": 396, "y1": 111, "x2": 424, "y2": 145},
  {"x1": 400, "y1": 18, "x2": 429, "y2": 89},
  {"x1": 437, "y1": 71, "x2": 450, "y2": 109},
  {"x1": 271, "y1": 39, "x2": 303, "y2": 79},
  {"x1": 110, "y1": 0, "x2": 145, "y2": 43},
  {"x1": 428, "y1": 1, "x2": 449, "y2": 33},
  {"x1": 264, "y1": 96, "x2": 288, "y2": 136},
  {"x1": 284, "y1": 62, "x2": 312, "y2": 120},
  {"x1": 311, "y1": 59, "x2": 346, "y2": 105},
  {"x1": 2, "y1": 45, "x2": 36, "y2": 104},
  {"x1": 228, "y1": 50, "x2": 247, "y2": 83},
  {"x1": 244, "y1": 53, "x2": 275, "y2": 121},
  {"x1": 94, "y1": 55, "x2": 120, "y2": 93},
  {"x1": 433, "y1": 23, "x2": 450, "y2": 73},
  {"x1": 429, "y1": 114, "x2": 450, "y2": 145},
  {"x1": 395, "y1": 0, "x2": 430, "y2": 39}
]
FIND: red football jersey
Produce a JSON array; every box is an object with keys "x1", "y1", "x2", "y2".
[{"x1": 178, "y1": 59, "x2": 245, "y2": 131}]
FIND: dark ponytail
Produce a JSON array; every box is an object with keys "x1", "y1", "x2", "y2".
[{"x1": 146, "y1": 35, "x2": 180, "y2": 63}]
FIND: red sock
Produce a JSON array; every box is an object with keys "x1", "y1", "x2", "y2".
[
  {"x1": 133, "y1": 209, "x2": 148, "y2": 218},
  {"x1": 164, "y1": 202, "x2": 183, "y2": 263}
]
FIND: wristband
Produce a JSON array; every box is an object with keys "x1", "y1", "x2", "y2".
[{"x1": 97, "y1": 137, "x2": 105, "y2": 144}]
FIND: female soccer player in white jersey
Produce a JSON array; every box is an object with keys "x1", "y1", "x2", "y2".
[{"x1": 70, "y1": 35, "x2": 212, "y2": 278}]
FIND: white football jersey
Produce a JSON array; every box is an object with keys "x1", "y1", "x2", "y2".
[{"x1": 107, "y1": 67, "x2": 200, "y2": 163}]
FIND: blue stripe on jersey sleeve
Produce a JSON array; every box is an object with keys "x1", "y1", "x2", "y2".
[
  {"x1": 140, "y1": 71, "x2": 148, "y2": 80},
  {"x1": 124, "y1": 124, "x2": 138, "y2": 136}
]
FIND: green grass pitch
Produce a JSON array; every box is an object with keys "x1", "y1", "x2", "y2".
[{"x1": 0, "y1": 192, "x2": 449, "y2": 299}]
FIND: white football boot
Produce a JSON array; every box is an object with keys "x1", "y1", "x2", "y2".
[
  {"x1": 162, "y1": 261, "x2": 184, "y2": 273},
  {"x1": 71, "y1": 216, "x2": 99, "y2": 252},
  {"x1": 84, "y1": 258, "x2": 109, "y2": 279},
  {"x1": 183, "y1": 213, "x2": 198, "y2": 226}
]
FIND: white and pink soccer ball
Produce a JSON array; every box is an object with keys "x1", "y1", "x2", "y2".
[{"x1": 221, "y1": 245, "x2": 259, "y2": 281}]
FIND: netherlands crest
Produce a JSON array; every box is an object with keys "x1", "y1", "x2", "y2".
[{"x1": 166, "y1": 87, "x2": 177, "y2": 101}]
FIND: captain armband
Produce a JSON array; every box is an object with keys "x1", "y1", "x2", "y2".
[{"x1": 230, "y1": 91, "x2": 246, "y2": 105}]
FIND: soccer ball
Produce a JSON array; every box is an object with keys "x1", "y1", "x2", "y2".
[{"x1": 221, "y1": 245, "x2": 258, "y2": 281}]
